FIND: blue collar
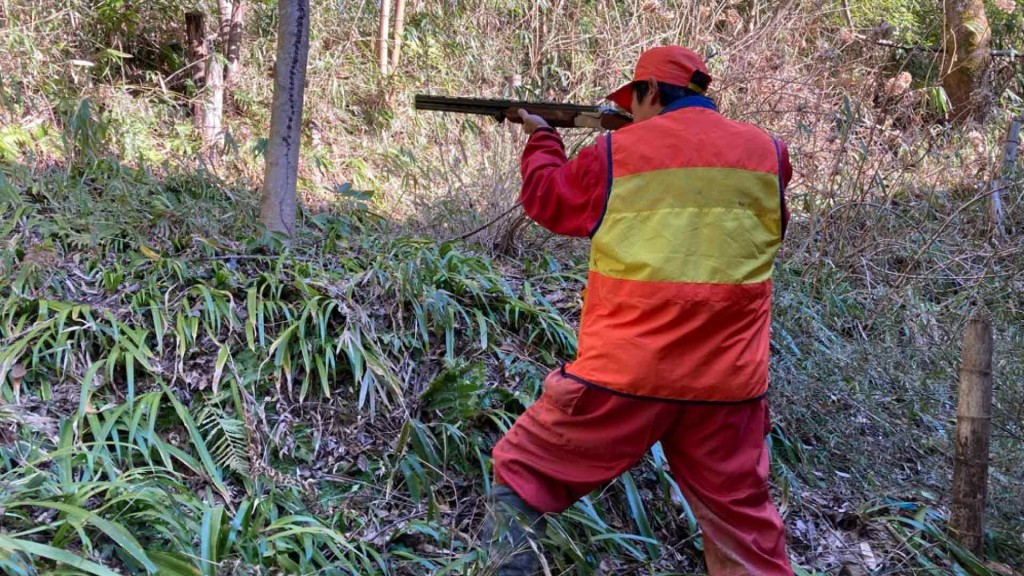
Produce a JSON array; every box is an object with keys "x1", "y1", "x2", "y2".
[{"x1": 659, "y1": 94, "x2": 717, "y2": 114}]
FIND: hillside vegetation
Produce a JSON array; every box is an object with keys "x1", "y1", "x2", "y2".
[{"x1": 1, "y1": 0, "x2": 1023, "y2": 574}]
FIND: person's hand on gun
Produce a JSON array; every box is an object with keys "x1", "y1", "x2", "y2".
[{"x1": 517, "y1": 109, "x2": 551, "y2": 136}]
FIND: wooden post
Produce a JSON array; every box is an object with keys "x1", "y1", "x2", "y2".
[
  {"x1": 949, "y1": 311, "x2": 993, "y2": 557},
  {"x1": 185, "y1": 11, "x2": 208, "y2": 131},
  {"x1": 377, "y1": 0, "x2": 391, "y2": 75}
]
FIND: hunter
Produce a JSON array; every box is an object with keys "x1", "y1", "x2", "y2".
[{"x1": 482, "y1": 46, "x2": 795, "y2": 575}]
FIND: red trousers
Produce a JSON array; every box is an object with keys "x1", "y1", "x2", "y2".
[{"x1": 492, "y1": 370, "x2": 793, "y2": 575}]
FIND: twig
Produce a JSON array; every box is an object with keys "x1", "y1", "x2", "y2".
[
  {"x1": 841, "y1": 0, "x2": 854, "y2": 30},
  {"x1": 894, "y1": 189, "x2": 1001, "y2": 290},
  {"x1": 445, "y1": 203, "x2": 521, "y2": 243}
]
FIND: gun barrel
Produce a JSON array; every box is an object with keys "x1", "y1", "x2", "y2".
[{"x1": 414, "y1": 95, "x2": 600, "y2": 115}]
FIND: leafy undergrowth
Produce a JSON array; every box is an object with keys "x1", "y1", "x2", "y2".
[{"x1": 1, "y1": 158, "x2": 1023, "y2": 576}]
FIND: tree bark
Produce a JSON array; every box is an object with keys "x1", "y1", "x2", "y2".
[
  {"x1": 949, "y1": 310, "x2": 993, "y2": 557},
  {"x1": 377, "y1": 0, "x2": 391, "y2": 75},
  {"x1": 259, "y1": 0, "x2": 310, "y2": 237},
  {"x1": 225, "y1": 1, "x2": 247, "y2": 85},
  {"x1": 942, "y1": 0, "x2": 992, "y2": 122},
  {"x1": 390, "y1": 0, "x2": 406, "y2": 72},
  {"x1": 185, "y1": 11, "x2": 208, "y2": 132}
]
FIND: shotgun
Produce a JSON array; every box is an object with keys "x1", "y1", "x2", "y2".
[{"x1": 414, "y1": 94, "x2": 633, "y2": 131}]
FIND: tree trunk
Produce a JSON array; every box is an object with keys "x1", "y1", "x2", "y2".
[
  {"x1": 225, "y1": 1, "x2": 247, "y2": 85},
  {"x1": 991, "y1": 116, "x2": 1021, "y2": 241},
  {"x1": 259, "y1": 0, "x2": 310, "y2": 237},
  {"x1": 217, "y1": 0, "x2": 232, "y2": 47},
  {"x1": 390, "y1": 0, "x2": 406, "y2": 72},
  {"x1": 185, "y1": 11, "x2": 208, "y2": 132},
  {"x1": 942, "y1": 0, "x2": 992, "y2": 122},
  {"x1": 377, "y1": 0, "x2": 391, "y2": 75},
  {"x1": 203, "y1": 57, "x2": 225, "y2": 150},
  {"x1": 949, "y1": 310, "x2": 993, "y2": 557}
]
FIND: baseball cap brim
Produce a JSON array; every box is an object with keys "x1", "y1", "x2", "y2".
[{"x1": 606, "y1": 82, "x2": 634, "y2": 113}]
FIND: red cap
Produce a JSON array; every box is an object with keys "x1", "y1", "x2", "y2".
[{"x1": 606, "y1": 46, "x2": 711, "y2": 113}]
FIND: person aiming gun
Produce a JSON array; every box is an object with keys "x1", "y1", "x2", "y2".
[{"x1": 480, "y1": 46, "x2": 795, "y2": 575}]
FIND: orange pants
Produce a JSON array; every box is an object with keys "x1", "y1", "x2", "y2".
[{"x1": 492, "y1": 369, "x2": 792, "y2": 575}]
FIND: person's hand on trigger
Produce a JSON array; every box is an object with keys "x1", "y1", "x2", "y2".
[{"x1": 518, "y1": 109, "x2": 551, "y2": 136}]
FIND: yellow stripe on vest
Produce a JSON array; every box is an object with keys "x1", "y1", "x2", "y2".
[
  {"x1": 591, "y1": 167, "x2": 781, "y2": 285},
  {"x1": 607, "y1": 167, "x2": 781, "y2": 216}
]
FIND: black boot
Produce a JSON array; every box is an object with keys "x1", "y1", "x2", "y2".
[{"x1": 480, "y1": 485, "x2": 547, "y2": 576}]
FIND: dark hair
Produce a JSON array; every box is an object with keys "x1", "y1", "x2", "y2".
[{"x1": 631, "y1": 81, "x2": 701, "y2": 106}]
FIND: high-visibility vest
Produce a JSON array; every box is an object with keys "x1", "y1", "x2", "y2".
[{"x1": 564, "y1": 106, "x2": 784, "y2": 403}]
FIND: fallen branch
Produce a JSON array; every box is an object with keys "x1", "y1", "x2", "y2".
[{"x1": 858, "y1": 35, "x2": 1022, "y2": 58}]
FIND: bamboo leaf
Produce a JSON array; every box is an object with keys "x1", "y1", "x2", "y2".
[
  {"x1": 225, "y1": 499, "x2": 253, "y2": 550},
  {"x1": 124, "y1": 350, "x2": 135, "y2": 404},
  {"x1": 211, "y1": 345, "x2": 230, "y2": 395},
  {"x1": 0, "y1": 535, "x2": 123, "y2": 576},
  {"x1": 139, "y1": 245, "x2": 161, "y2": 260},
  {"x1": 620, "y1": 471, "x2": 659, "y2": 560},
  {"x1": 158, "y1": 382, "x2": 230, "y2": 502},
  {"x1": 475, "y1": 309, "x2": 488, "y2": 350},
  {"x1": 77, "y1": 359, "x2": 105, "y2": 421},
  {"x1": 151, "y1": 302, "x2": 164, "y2": 354},
  {"x1": 147, "y1": 550, "x2": 200, "y2": 576},
  {"x1": 5, "y1": 501, "x2": 157, "y2": 573},
  {"x1": 200, "y1": 506, "x2": 224, "y2": 576}
]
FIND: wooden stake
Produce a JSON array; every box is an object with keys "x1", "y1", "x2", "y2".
[{"x1": 949, "y1": 310, "x2": 993, "y2": 557}]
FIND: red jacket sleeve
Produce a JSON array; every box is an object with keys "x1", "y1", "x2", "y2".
[{"x1": 519, "y1": 129, "x2": 609, "y2": 237}]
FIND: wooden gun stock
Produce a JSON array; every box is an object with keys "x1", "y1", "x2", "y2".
[{"x1": 414, "y1": 94, "x2": 632, "y2": 131}]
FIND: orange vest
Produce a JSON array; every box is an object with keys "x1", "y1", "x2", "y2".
[{"x1": 564, "y1": 107, "x2": 784, "y2": 402}]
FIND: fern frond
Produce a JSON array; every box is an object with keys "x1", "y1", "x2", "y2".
[{"x1": 194, "y1": 405, "x2": 250, "y2": 476}]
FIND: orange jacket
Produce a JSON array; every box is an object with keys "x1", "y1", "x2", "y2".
[{"x1": 520, "y1": 97, "x2": 790, "y2": 402}]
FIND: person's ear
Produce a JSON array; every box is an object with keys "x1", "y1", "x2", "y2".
[{"x1": 645, "y1": 78, "x2": 659, "y2": 106}]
